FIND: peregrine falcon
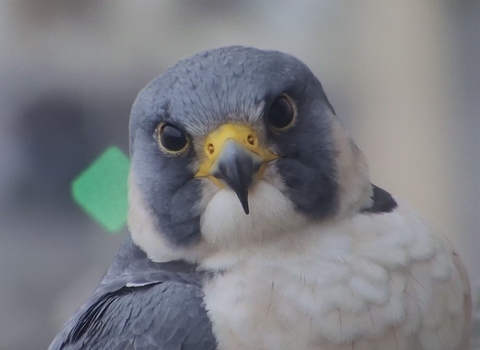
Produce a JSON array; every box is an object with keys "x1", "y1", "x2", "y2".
[{"x1": 50, "y1": 46, "x2": 471, "y2": 350}]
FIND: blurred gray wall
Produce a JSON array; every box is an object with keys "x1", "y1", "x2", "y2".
[{"x1": 0, "y1": 1, "x2": 478, "y2": 349}]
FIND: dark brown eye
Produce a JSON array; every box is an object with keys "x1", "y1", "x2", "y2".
[
  {"x1": 267, "y1": 95, "x2": 296, "y2": 131},
  {"x1": 157, "y1": 123, "x2": 189, "y2": 154}
]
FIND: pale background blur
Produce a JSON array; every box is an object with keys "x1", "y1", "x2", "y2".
[{"x1": 0, "y1": 1, "x2": 479, "y2": 349}]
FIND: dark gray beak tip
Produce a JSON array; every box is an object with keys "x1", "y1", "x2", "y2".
[
  {"x1": 238, "y1": 192, "x2": 250, "y2": 215},
  {"x1": 214, "y1": 140, "x2": 262, "y2": 215}
]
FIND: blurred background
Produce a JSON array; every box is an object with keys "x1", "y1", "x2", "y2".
[{"x1": 0, "y1": 1, "x2": 479, "y2": 349}]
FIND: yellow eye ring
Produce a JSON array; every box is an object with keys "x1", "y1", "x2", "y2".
[{"x1": 156, "y1": 122, "x2": 190, "y2": 155}]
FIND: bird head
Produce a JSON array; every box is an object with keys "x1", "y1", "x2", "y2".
[{"x1": 127, "y1": 46, "x2": 372, "y2": 262}]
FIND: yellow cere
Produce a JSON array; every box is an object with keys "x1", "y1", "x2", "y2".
[{"x1": 195, "y1": 123, "x2": 278, "y2": 186}]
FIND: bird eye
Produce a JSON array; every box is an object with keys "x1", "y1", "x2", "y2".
[
  {"x1": 267, "y1": 95, "x2": 296, "y2": 131},
  {"x1": 157, "y1": 123, "x2": 189, "y2": 154}
]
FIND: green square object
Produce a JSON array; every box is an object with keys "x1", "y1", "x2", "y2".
[{"x1": 72, "y1": 147, "x2": 130, "y2": 232}]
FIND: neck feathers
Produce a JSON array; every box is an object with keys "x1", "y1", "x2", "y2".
[{"x1": 330, "y1": 119, "x2": 373, "y2": 217}]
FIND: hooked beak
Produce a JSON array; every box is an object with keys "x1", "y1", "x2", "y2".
[{"x1": 194, "y1": 124, "x2": 278, "y2": 214}]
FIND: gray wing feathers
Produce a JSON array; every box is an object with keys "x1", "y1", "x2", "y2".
[
  {"x1": 49, "y1": 238, "x2": 217, "y2": 350},
  {"x1": 453, "y1": 251, "x2": 472, "y2": 350}
]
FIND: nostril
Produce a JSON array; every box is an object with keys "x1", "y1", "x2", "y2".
[
  {"x1": 207, "y1": 144, "x2": 215, "y2": 155},
  {"x1": 247, "y1": 135, "x2": 255, "y2": 145}
]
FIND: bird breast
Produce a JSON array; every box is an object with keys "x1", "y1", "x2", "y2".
[{"x1": 202, "y1": 202, "x2": 468, "y2": 350}]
